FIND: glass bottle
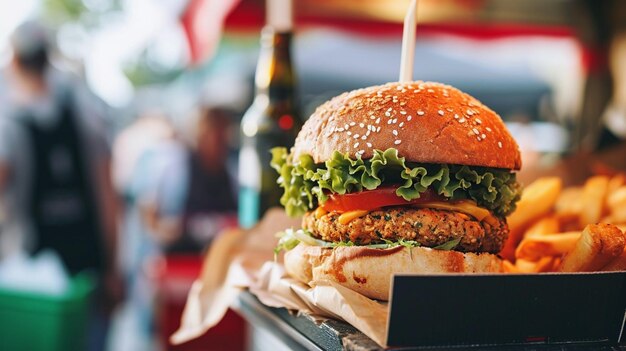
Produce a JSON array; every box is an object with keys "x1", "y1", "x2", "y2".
[{"x1": 238, "y1": 26, "x2": 301, "y2": 228}]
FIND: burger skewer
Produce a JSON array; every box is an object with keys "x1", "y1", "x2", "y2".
[{"x1": 399, "y1": 0, "x2": 419, "y2": 82}]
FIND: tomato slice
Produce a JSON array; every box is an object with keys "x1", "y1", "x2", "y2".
[{"x1": 320, "y1": 187, "x2": 444, "y2": 213}]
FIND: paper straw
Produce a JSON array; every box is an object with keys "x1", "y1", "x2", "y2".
[{"x1": 399, "y1": 0, "x2": 418, "y2": 82}]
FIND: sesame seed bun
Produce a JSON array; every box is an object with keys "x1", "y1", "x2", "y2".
[
  {"x1": 293, "y1": 81, "x2": 521, "y2": 170},
  {"x1": 285, "y1": 243, "x2": 503, "y2": 301}
]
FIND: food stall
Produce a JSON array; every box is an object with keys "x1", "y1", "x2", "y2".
[
  {"x1": 169, "y1": 0, "x2": 626, "y2": 349},
  {"x1": 1, "y1": 0, "x2": 626, "y2": 350}
]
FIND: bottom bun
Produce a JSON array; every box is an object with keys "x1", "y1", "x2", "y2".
[{"x1": 284, "y1": 243, "x2": 503, "y2": 301}]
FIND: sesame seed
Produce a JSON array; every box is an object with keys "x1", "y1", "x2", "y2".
[
  {"x1": 438, "y1": 110, "x2": 444, "y2": 116},
  {"x1": 399, "y1": 122, "x2": 404, "y2": 128},
  {"x1": 486, "y1": 127, "x2": 492, "y2": 132},
  {"x1": 354, "y1": 142, "x2": 359, "y2": 148},
  {"x1": 345, "y1": 124, "x2": 349, "y2": 129},
  {"x1": 400, "y1": 111, "x2": 407, "y2": 115},
  {"x1": 350, "y1": 122, "x2": 356, "y2": 126},
  {"x1": 427, "y1": 89, "x2": 434, "y2": 93},
  {"x1": 361, "y1": 135, "x2": 367, "y2": 140},
  {"x1": 376, "y1": 126, "x2": 381, "y2": 132},
  {"x1": 353, "y1": 134, "x2": 360, "y2": 139},
  {"x1": 366, "y1": 142, "x2": 372, "y2": 148},
  {"x1": 498, "y1": 141, "x2": 503, "y2": 148},
  {"x1": 446, "y1": 108, "x2": 453, "y2": 112},
  {"x1": 394, "y1": 140, "x2": 402, "y2": 145},
  {"x1": 393, "y1": 130, "x2": 398, "y2": 136},
  {"x1": 475, "y1": 118, "x2": 482, "y2": 124},
  {"x1": 387, "y1": 120, "x2": 392, "y2": 125},
  {"x1": 454, "y1": 114, "x2": 459, "y2": 119},
  {"x1": 359, "y1": 123, "x2": 364, "y2": 128},
  {"x1": 466, "y1": 109, "x2": 474, "y2": 116},
  {"x1": 407, "y1": 116, "x2": 412, "y2": 121},
  {"x1": 477, "y1": 137, "x2": 482, "y2": 141},
  {"x1": 392, "y1": 118, "x2": 397, "y2": 123},
  {"x1": 370, "y1": 115, "x2": 376, "y2": 120},
  {"x1": 481, "y1": 134, "x2": 486, "y2": 139},
  {"x1": 375, "y1": 118, "x2": 381, "y2": 124},
  {"x1": 347, "y1": 131, "x2": 352, "y2": 136},
  {"x1": 472, "y1": 128, "x2": 480, "y2": 135},
  {"x1": 400, "y1": 102, "x2": 406, "y2": 106},
  {"x1": 337, "y1": 128, "x2": 344, "y2": 132},
  {"x1": 366, "y1": 130, "x2": 371, "y2": 136},
  {"x1": 417, "y1": 110, "x2": 425, "y2": 116},
  {"x1": 458, "y1": 118, "x2": 466, "y2": 123},
  {"x1": 385, "y1": 112, "x2": 391, "y2": 117}
]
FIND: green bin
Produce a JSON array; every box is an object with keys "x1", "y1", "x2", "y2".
[{"x1": 0, "y1": 272, "x2": 95, "y2": 351}]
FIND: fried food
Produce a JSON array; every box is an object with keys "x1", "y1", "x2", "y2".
[
  {"x1": 515, "y1": 232, "x2": 580, "y2": 261},
  {"x1": 303, "y1": 208, "x2": 508, "y2": 253},
  {"x1": 580, "y1": 176, "x2": 610, "y2": 226},
  {"x1": 558, "y1": 224, "x2": 625, "y2": 272}
]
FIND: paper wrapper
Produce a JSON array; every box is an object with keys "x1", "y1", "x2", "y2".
[{"x1": 171, "y1": 208, "x2": 390, "y2": 347}]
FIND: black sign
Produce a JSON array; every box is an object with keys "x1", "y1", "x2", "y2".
[{"x1": 387, "y1": 272, "x2": 626, "y2": 348}]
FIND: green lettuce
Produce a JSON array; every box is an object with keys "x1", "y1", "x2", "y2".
[
  {"x1": 274, "y1": 229, "x2": 421, "y2": 256},
  {"x1": 271, "y1": 147, "x2": 521, "y2": 218}
]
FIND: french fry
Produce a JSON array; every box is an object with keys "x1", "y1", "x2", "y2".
[
  {"x1": 607, "y1": 187, "x2": 626, "y2": 223},
  {"x1": 607, "y1": 174, "x2": 626, "y2": 195},
  {"x1": 555, "y1": 187, "x2": 583, "y2": 215},
  {"x1": 515, "y1": 232, "x2": 581, "y2": 261},
  {"x1": 524, "y1": 215, "x2": 561, "y2": 237},
  {"x1": 508, "y1": 177, "x2": 563, "y2": 232},
  {"x1": 601, "y1": 248, "x2": 626, "y2": 271},
  {"x1": 502, "y1": 260, "x2": 520, "y2": 273},
  {"x1": 558, "y1": 224, "x2": 625, "y2": 272},
  {"x1": 512, "y1": 257, "x2": 558, "y2": 273},
  {"x1": 580, "y1": 176, "x2": 610, "y2": 226},
  {"x1": 602, "y1": 228, "x2": 626, "y2": 271},
  {"x1": 535, "y1": 256, "x2": 558, "y2": 273},
  {"x1": 556, "y1": 213, "x2": 582, "y2": 232},
  {"x1": 515, "y1": 259, "x2": 539, "y2": 273},
  {"x1": 502, "y1": 177, "x2": 562, "y2": 260}
]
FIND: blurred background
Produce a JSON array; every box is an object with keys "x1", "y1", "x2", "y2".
[{"x1": 0, "y1": 0, "x2": 625, "y2": 350}]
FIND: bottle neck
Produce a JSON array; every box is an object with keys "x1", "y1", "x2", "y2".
[{"x1": 254, "y1": 27, "x2": 295, "y2": 103}]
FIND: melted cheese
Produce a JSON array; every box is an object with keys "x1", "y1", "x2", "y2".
[
  {"x1": 413, "y1": 201, "x2": 499, "y2": 226},
  {"x1": 338, "y1": 210, "x2": 369, "y2": 225},
  {"x1": 315, "y1": 207, "x2": 328, "y2": 219},
  {"x1": 413, "y1": 201, "x2": 489, "y2": 220},
  {"x1": 333, "y1": 200, "x2": 498, "y2": 226}
]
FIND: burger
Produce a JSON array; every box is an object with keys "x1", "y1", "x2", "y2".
[{"x1": 271, "y1": 81, "x2": 522, "y2": 300}]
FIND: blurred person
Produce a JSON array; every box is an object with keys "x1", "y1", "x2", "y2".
[
  {"x1": 600, "y1": 12, "x2": 626, "y2": 149},
  {"x1": 0, "y1": 21, "x2": 122, "y2": 351},
  {"x1": 111, "y1": 107, "x2": 237, "y2": 349},
  {"x1": 142, "y1": 106, "x2": 238, "y2": 254},
  {"x1": 575, "y1": 0, "x2": 626, "y2": 150},
  {"x1": 111, "y1": 113, "x2": 187, "y2": 350}
]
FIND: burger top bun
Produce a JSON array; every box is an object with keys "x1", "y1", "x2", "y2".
[{"x1": 293, "y1": 81, "x2": 522, "y2": 170}]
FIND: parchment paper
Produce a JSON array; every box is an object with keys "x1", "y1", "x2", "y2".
[{"x1": 171, "y1": 208, "x2": 390, "y2": 347}]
